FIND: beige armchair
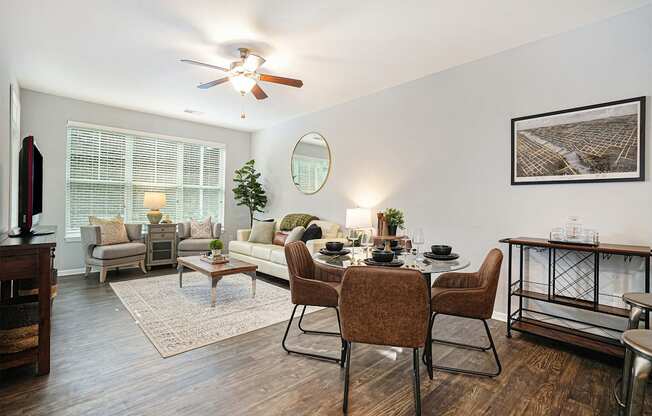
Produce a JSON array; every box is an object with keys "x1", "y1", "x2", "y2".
[
  {"x1": 177, "y1": 221, "x2": 222, "y2": 257},
  {"x1": 80, "y1": 224, "x2": 147, "y2": 283}
]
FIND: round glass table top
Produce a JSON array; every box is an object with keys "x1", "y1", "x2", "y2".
[{"x1": 313, "y1": 250, "x2": 470, "y2": 274}]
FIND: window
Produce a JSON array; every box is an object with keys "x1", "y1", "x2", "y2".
[{"x1": 65, "y1": 122, "x2": 225, "y2": 239}]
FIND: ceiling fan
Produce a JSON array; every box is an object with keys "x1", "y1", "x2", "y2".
[{"x1": 181, "y1": 48, "x2": 303, "y2": 100}]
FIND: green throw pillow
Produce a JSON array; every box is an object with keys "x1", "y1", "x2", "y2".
[{"x1": 279, "y1": 214, "x2": 319, "y2": 231}]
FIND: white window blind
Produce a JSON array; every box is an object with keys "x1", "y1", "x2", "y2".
[{"x1": 65, "y1": 123, "x2": 225, "y2": 239}]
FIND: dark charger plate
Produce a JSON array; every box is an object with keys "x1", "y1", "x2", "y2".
[
  {"x1": 319, "y1": 248, "x2": 351, "y2": 256},
  {"x1": 423, "y1": 252, "x2": 459, "y2": 261},
  {"x1": 363, "y1": 258, "x2": 404, "y2": 267}
]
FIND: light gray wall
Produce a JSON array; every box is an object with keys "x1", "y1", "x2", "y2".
[
  {"x1": 20, "y1": 89, "x2": 251, "y2": 272},
  {"x1": 253, "y1": 6, "x2": 652, "y2": 316},
  {"x1": 0, "y1": 49, "x2": 17, "y2": 238}
]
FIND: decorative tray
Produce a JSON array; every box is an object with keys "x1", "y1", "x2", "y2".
[
  {"x1": 363, "y1": 258, "x2": 404, "y2": 267},
  {"x1": 423, "y1": 252, "x2": 459, "y2": 261},
  {"x1": 200, "y1": 255, "x2": 229, "y2": 265},
  {"x1": 319, "y1": 248, "x2": 351, "y2": 256}
]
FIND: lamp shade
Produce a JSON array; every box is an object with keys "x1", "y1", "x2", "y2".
[
  {"x1": 346, "y1": 208, "x2": 372, "y2": 229},
  {"x1": 143, "y1": 192, "x2": 166, "y2": 209}
]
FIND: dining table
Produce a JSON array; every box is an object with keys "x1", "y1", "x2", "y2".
[{"x1": 313, "y1": 248, "x2": 470, "y2": 379}]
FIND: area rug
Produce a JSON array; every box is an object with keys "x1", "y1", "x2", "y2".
[{"x1": 110, "y1": 272, "x2": 316, "y2": 358}]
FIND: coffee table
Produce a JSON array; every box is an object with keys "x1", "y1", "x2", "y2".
[{"x1": 176, "y1": 256, "x2": 258, "y2": 307}]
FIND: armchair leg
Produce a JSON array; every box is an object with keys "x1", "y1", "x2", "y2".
[
  {"x1": 429, "y1": 314, "x2": 502, "y2": 377},
  {"x1": 139, "y1": 260, "x2": 147, "y2": 274},
  {"x1": 84, "y1": 266, "x2": 91, "y2": 278},
  {"x1": 282, "y1": 304, "x2": 343, "y2": 364},
  {"x1": 412, "y1": 348, "x2": 422, "y2": 416},
  {"x1": 99, "y1": 267, "x2": 108, "y2": 284}
]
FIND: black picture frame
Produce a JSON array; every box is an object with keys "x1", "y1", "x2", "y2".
[{"x1": 511, "y1": 96, "x2": 646, "y2": 185}]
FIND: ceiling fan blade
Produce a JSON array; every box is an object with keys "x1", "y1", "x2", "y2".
[
  {"x1": 197, "y1": 78, "x2": 229, "y2": 89},
  {"x1": 259, "y1": 74, "x2": 303, "y2": 88},
  {"x1": 251, "y1": 83, "x2": 268, "y2": 100},
  {"x1": 180, "y1": 59, "x2": 228, "y2": 72}
]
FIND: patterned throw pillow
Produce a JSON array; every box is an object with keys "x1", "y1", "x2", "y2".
[
  {"x1": 279, "y1": 214, "x2": 319, "y2": 231},
  {"x1": 190, "y1": 217, "x2": 212, "y2": 239},
  {"x1": 89, "y1": 216, "x2": 129, "y2": 245}
]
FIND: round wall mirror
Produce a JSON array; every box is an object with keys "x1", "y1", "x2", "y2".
[{"x1": 291, "y1": 132, "x2": 331, "y2": 194}]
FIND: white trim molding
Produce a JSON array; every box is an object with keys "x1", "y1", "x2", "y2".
[{"x1": 492, "y1": 311, "x2": 507, "y2": 322}]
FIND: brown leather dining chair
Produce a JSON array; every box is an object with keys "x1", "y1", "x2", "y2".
[
  {"x1": 282, "y1": 241, "x2": 347, "y2": 365},
  {"x1": 428, "y1": 248, "x2": 503, "y2": 377},
  {"x1": 339, "y1": 266, "x2": 429, "y2": 415}
]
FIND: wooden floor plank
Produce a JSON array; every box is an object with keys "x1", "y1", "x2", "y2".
[{"x1": 1, "y1": 268, "x2": 651, "y2": 415}]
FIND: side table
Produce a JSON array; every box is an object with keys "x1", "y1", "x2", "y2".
[{"x1": 146, "y1": 223, "x2": 178, "y2": 270}]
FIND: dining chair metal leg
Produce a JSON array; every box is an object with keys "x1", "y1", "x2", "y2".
[
  {"x1": 429, "y1": 314, "x2": 502, "y2": 377},
  {"x1": 412, "y1": 348, "x2": 422, "y2": 416},
  {"x1": 336, "y1": 308, "x2": 347, "y2": 368},
  {"x1": 343, "y1": 341, "x2": 352, "y2": 414},
  {"x1": 298, "y1": 305, "x2": 341, "y2": 336},
  {"x1": 282, "y1": 304, "x2": 343, "y2": 364}
]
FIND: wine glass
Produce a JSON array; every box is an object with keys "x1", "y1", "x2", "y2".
[
  {"x1": 360, "y1": 230, "x2": 373, "y2": 259},
  {"x1": 346, "y1": 228, "x2": 360, "y2": 259},
  {"x1": 413, "y1": 228, "x2": 425, "y2": 259}
]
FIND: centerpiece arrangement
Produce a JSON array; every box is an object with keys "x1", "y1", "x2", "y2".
[{"x1": 201, "y1": 239, "x2": 228, "y2": 264}]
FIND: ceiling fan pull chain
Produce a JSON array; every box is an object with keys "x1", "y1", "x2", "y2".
[{"x1": 240, "y1": 92, "x2": 246, "y2": 119}]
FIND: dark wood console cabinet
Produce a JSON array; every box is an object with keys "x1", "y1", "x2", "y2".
[{"x1": 0, "y1": 227, "x2": 56, "y2": 375}]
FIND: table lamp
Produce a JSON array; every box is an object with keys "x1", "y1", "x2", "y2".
[
  {"x1": 144, "y1": 192, "x2": 166, "y2": 224},
  {"x1": 346, "y1": 208, "x2": 372, "y2": 230}
]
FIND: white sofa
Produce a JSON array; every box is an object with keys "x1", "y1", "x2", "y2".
[{"x1": 228, "y1": 217, "x2": 347, "y2": 280}]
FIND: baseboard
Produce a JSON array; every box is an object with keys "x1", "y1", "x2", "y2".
[
  {"x1": 58, "y1": 268, "x2": 85, "y2": 276},
  {"x1": 492, "y1": 311, "x2": 507, "y2": 322}
]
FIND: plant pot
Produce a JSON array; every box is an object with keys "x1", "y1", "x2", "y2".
[
  {"x1": 387, "y1": 224, "x2": 397, "y2": 236},
  {"x1": 211, "y1": 249, "x2": 222, "y2": 258}
]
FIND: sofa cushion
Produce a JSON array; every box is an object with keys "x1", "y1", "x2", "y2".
[
  {"x1": 279, "y1": 214, "x2": 319, "y2": 231},
  {"x1": 273, "y1": 231, "x2": 288, "y2": 246},
  {"x1": 92, "y1": 242, "x2": 145, "y2": 260},
  {"x1": 178, "y1": 238, "x2": 211, "y2": 252},
  {"x1": 89, "y1": 216, "x2": 129, "y2": 245},
  {"x1": 229, "y1": 240, "x2": 253, "y2": 256},
  {"x1": 248, "y1": 221, "x2": 275, "y2": 244},
  {"x1": 301, "y1": 224, "x2": 323, "y2": 242},
  {"x1": 285, "y1": 226, "x2": 305, "y2": 245},
  {"x1": 308, "y1": 220, "x2": 340, "y2": 238},
  {"x1": 190, "y1": 217, "x2": 212, "y2": 238},
  {"x1": 270, "y1": 248, "x2": 287, "y2": 266},
  {"x1": 251, "y1": 244, "x2": 276, "y2": 261}
]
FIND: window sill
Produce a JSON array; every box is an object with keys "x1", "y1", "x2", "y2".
[{"x1": 64, "y1": 236, "x2": 81, "y2": 243}]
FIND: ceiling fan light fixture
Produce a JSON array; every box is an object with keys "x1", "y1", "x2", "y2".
[
  {"x1": 230, "y1": 74, "x2": 256, "y2": 93},
  {"x1": 243, "y1": 54, "x2": 265, "y2": 72}
]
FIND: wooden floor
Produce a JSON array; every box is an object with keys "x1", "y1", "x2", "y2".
[{"x1": 1, "y1": 267, "x2": 651, "y2": 416}]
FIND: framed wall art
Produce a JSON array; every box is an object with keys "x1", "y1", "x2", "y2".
[{"x1": 511, "y1": 96, "x2": 645, "y2": 185}]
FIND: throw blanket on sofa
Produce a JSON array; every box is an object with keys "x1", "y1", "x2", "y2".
[{"x1": 279, "y1": 214, "x2": 319, "y2": 231}]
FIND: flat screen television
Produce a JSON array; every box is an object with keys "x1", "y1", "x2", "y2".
[{"x1": 10, "y1": 136, "x2": 52, "y2": 236}]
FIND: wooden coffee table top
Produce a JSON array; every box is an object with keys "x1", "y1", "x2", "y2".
[{"x1": 177, "y1": 256, "x2": 257, "y2": 278}]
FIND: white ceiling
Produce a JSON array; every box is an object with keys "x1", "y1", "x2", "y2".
[{"x1": 2, "y1": 0, "x2": 649, "y2": 132}]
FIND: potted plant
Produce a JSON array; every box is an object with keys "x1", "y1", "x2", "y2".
[
  {"x1": 233, "y1": 160, "x2": 268, "y2": 227},
  {"x1": 209, "y1": 239, "x2": 224, "y2": 258},
  {"x1": 383, "y1": 208, "x2": 405, "y2": 236}
]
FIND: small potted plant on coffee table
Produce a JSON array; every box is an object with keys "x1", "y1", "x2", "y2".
[{"x1": 209, "y1": 239, "x2": 224, "y2": 258}]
